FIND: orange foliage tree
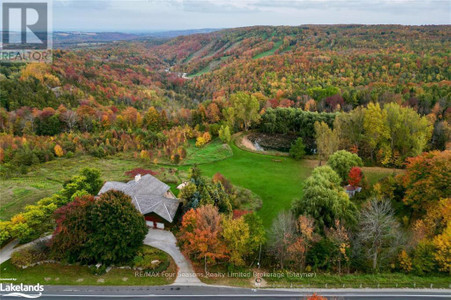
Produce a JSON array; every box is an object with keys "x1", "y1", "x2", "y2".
[
  {"x1": 178, "y1": 205, "x2": 228, "y2": 271},
  {"x1": 402, "y1": 151, "x2": 450, "y2": 215}
]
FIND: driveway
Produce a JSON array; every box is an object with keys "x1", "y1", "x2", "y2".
[
  {"x1": 0, "y1": 235, "x2": 51, "y2": 265},
  {"x1": 0, "y1": 239, "x2": 19, "y2": 265},
  {"x1": 143, "y1": 229, "x2": 204, "y2": 285}
]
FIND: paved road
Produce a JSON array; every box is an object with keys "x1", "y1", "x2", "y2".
[
  {"x1": 143, "y1": 229, "x2": 204, "y2": 285},
  {"x1": 1, "y1": 285, "x2": 450, "y2": 299}
]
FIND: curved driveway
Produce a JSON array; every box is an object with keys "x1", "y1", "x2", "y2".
[{"x1": 143, "y1": 229, "x2": 204, "y2": 285}]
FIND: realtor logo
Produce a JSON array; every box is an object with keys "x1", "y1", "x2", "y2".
[{"x1": 1, "y1": 0, "x2": 52, "y2": 62}]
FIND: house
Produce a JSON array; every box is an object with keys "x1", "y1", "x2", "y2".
[
  {"x1": 98, "y1": 174, "x2": 181, "y2": 229},
  {"x1": 345, "y1": 185, "x2": 362, "y2": 198}
]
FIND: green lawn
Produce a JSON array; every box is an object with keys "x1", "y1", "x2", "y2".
[
  {"x1": 363, "y1": 166, "x2": 404, "y2": 185},
  {"x1": 183, "y1": 143, "x2": 313, "y2": 228},
  {"x1": 183, "y1": 139, "x2": 233, "y2": 165}
]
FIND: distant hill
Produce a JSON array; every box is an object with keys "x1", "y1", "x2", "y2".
[
  {"x1": 53, "y1": 29, "x2": 220, "y2": 48},
  {"x1": 151, "y1": 25, "x2": 450, "y2": 76}
]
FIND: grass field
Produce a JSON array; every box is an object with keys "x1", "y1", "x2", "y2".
[
  {"x1": 184, "y1": 143, "x2": 313, "y2": 228},
  {"x1": 1, "y1": 137, "x2": 400, "y2": 227},
  {"x1": 0, "y1": 247, "x2": 176, "y2": 286},
  {"x1": 183, "y1": 139, "x2": 233, "y2": 165},
  {"x1": 197, "y1": 267, "x2": 450, "y2": 288},
  {"x1": 0, "y1": 155, "x2": 168, "y2": 221}
]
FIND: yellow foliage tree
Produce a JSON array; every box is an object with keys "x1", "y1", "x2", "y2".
[
  {"x1": 398, "y1": 250, "x2": 412, "y2": 273},
  {"x1": 222, "y1": 217, "x2": 250, "y2": 266},
  {"x1": 433, "y1": 224, "x2": 451, "y2": 273}
]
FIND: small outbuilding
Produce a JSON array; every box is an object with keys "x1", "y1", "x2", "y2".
[{"x1": 345, "y1": 185, "x2": 362, "y2": 198}]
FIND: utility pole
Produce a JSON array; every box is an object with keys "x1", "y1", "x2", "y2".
[{"x1": 257, "y1": 243, "x2": 262, "y2": 269}]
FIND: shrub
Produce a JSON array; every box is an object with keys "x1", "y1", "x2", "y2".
[
  {"x1": 412, "y1": 241, "x2": 437, "y2": 275},
  {"x1": 89, "y1": 264, "x2": 107, "y2": 275},
  {"x1": 11, "y1": 242, "x2": 49, "y2": 268},
  {"x1": 195, "y1": 132, "x2": 212, "y2": 148},
  {"x1": 54, "y1": 145, "x2": 64, "y2": 157},
  {"x1": 195, "y1": 136, "x2": 206, "y2": 147},
  {"x1": 209, "y1": 123, "x2": 221, "y2": 136},
  {"x1": 219, "y1": 125, "x2": 232, "y2": 143},
  {"x1": 132, "y1": 246, "x2": 169, "y2": 271},
  {"x1": 289, "y1": 138, "x2": 306, "y2": 160},
  {"x1": 398, "y1": 250, "x2": 412, "y2": 273},
  {"x1": 0, "y1": 221, "x2": 11, "y2": 245}
]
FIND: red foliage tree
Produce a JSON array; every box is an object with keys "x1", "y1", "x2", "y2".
[{"x1": 348, "y1": 167, "x2": 363, "y2": 187}]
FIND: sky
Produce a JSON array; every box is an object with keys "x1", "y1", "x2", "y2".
[{"x1": 52, "y1": 0, "x2": 451, "y2": 32}]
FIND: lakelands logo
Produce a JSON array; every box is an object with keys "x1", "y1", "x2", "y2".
[
  {"x1": 0, "y1": 283, "x2": 44, "y2": 298},
  {"x1": 1, "y1": 0, "x2": 52, "y2": 62}
]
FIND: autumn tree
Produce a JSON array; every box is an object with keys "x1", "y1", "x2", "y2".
[
  {"x1": 348, "y1": 167, "x2": 363, "y2": 187},
  {"x1": 143, "y1": 107, "x2": 161, "y2": 131},
  {"x1": 410, "y1": 198, "x2": 450, "y2": 274},
  {"x1": 206, "y1": 102, "x2": 221, "y2": 123},
  {"x1": 384, "y1": 103, "x2": 432, "y2": 166},
  {"x1": 433, "y1": 222, "x2": 451, "y2": 273},
  {"x1": 326, "y1": 220, "x2": 351, "y2": 274},
  {"x1": 334, "y1": 106, "x2": 365, "y2": 153},
  {"x1": 363, "y1": 102, "x2": 390, "y2": 164},
  {"x1": 288, "y1": 215, "x2": 317, "y2": 272},
  {"x1": 222, "y1": 216, "x2": 250, "y2": 266},
  {"x1": 178, "y1": 205, "x2": 228, "y2": 270},
  {"x1": 226, "y1": 92, "x2": 261, "y2": 131},
  {"x1": 402, "y1": 151, "x2": 450, "y2": 216},
  {"x1": 51, "y1": 190, "x2": 147, "y2": 265},
  {"x1": 314, "y1": 121, "x2": 339, "y2": 164},
  {"x1": 242, "y1": 213, "x2": 266, "y2": 259},
  {"x1": 50, "y1": 195, "x2": 95, "y2": 261}
]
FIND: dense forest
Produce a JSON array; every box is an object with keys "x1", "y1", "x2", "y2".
[{"x1": 1, "y1": 25, "x2": 449, "y2": 171}]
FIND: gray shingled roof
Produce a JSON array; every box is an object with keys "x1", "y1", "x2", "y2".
[{"x1": 98, "y1": 174, "x2": 180, "y2": 222}]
